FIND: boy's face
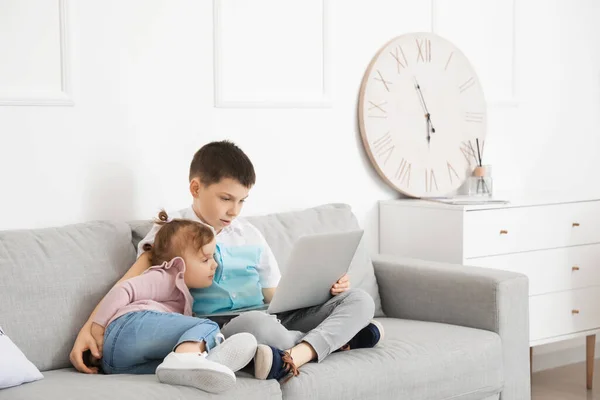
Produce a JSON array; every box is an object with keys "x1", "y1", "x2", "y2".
[{"x1": 190, "y1": 177, "x2": 251, "y2": 232}]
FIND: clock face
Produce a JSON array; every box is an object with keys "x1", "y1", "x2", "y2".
[{"x1": 358, "y1": 32, "x2": 486, "y2": 198}]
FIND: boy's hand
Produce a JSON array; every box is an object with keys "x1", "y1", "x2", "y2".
[
  {"x1": 90, "y1": 323, "x2": 105, "y2": 355},
  {"x1": 70, "y1": 324, "x2": 102, "y2": 374},
  {"x1": 331, "y1": 274, "x2": 351, "y2": 296}
]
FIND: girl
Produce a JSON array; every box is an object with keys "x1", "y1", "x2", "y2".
[{"x1": 90, "y1": 211, "x2": 257, "y2": 394}]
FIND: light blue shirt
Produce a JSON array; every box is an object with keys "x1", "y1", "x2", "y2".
[{"x1": 190, "y1": 244, "x2": 264, "y2": 315}]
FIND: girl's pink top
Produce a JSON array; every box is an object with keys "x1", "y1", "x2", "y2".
[{"x1": 92, "y1": 257, "x2": 193, "y2": 328}]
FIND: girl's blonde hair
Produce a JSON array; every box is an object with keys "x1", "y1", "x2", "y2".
[{"x1": 143, "y1": 210, "x2": 215, "y2": 265}]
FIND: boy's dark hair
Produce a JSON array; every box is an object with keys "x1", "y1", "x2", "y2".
[
  {"x1": 189, "y1": 140, "x2": 256, "y2": 187},
  {"x1": 143, "y1": 210, "x2": 215, "y2": 265}
]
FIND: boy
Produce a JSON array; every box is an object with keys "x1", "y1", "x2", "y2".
[{"x1": 70, "y1": 140, "x2": 383, "y2": 381}]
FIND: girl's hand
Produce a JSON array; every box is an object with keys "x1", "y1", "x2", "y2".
[{"x1": 331, "y1": 274, "x2": 351, "y2": 296}]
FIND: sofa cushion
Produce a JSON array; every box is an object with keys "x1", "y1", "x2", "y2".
[
  {"x1": 0, "y1": 221, "x2": 136, "y2": 372},
  {"x1": 0, "y1": 369, "x2": 281, "y2": 400},
  {"x1": 281, "y1": 318, "x2": 504, "y2": 400},
  {"x1": 130, "y1": 204, "x2": 384, "y2": 317}
]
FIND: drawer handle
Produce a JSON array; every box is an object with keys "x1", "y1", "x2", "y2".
[
  {"x1": 499, "y1": 229, "x2": 508, "y2": 235},
  {"x1": 572, "y1": 309, "x2": 580, "y2": 315},
  {"x1": 573, "y1": 222, "x2": 580, "y2": 227},
  {"x1": 572, "y1": 266, "x2": 580, "y2": 271}
]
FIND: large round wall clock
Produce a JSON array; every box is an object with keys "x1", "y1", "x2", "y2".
[{"x1": 358, "y1": 32, "x2": 486, "y2": 198}]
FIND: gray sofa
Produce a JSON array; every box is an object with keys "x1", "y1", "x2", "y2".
[{"x1": 0, "y1": 203, "x2": 530, "y2": 400}]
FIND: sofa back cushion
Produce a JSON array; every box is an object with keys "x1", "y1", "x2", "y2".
[{"x1": 0, "y1": 221, "x2": 136, "y2": 371}]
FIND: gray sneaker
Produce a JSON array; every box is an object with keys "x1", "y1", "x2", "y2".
[{"x1": 206, "y1": 333, "x2": 257, "y2": 372}]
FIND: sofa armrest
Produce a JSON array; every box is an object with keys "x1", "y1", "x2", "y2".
[
  {"x1": 373, "y1": 254, "x2": 531, "y2": 400},
  {"x1": 373, "y1": 255, "x2": 527, "y2": 331}
]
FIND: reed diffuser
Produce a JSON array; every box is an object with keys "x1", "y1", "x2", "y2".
[{"x1": 467, "y1": 138, "x2": 492, "y2": 197}]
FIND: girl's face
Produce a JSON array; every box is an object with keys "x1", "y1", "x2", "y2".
[{"x1": 182, "y1": 239, "x2": 218, "y2": 289}]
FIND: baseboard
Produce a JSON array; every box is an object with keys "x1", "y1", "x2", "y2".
[{"x1": 532, "y1": 336, "x2": 599, "y2": 373}]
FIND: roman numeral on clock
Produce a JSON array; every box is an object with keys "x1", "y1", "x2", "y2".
[
  {"x1": 368, "y1": 101, "x2": 387, "y2": 118},
  {"x1": 459, "y1": 77, "x2": 476, "y2": 93},
  {"x1": 394, "y1": 158, "x2": 411, "y2": 186},
  {"x1": 374, "y1": 70, "x2": 392, "y2": 92},
  {"x1": 447, "y1": 162, "x2": 460, "y2": 183},
  {"x1": 389, "y1": 45, "x2": 408, "y2": 72},
  {"x1": 465, "y1": 112, "x2": 484, "y2": 123},
  {"x1": 416, "y1": 38, "x2": 432, "y2": 63},
  {"x1": 425, "y1": 168, "x2": 438, "y2": 192},
  {"x1": 372, "y1": 132, "x2": 394, "y2": 165},
  {"x1": 444, "y1": 52, "x2": 454, "y2": 71}
]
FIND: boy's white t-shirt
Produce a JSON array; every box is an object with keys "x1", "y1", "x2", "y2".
[{"x1": 137, "y1": 207, "x2": 281, "y2": 288}]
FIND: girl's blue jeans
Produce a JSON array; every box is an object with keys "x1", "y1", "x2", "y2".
[{"x1": 101, "y1": 310, "x2": 220, "y2": 375}]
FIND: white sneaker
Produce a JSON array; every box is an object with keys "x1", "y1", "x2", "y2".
[
  {"x1": 156, "y1": 352, "x2": 235, "y2": 394},
  {"x1": 206, "y1": 332, "x2": 257, "y2": 372}
]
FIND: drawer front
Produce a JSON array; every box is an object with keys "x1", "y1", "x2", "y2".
[
  {"x1": 469, "y1": 244, "x2": 600, "y2": 296},
  {"x1": 464, "y1": 201, "x2": 600, "y2": 258},
  {"x1": 530, "y1": 287, "x2": 600, "y2": 342}
]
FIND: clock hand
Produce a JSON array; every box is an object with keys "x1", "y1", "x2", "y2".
[
  {"x1": 413, "y1": 77, "x2": 432, "y2": 144},
  {"x1": 426, "y1": 119, "x2": 431, "y2": 148},
  {"x1": 413, "y1": 77, "x2": 437, "y2": 135},
  {"x1": 413, "y1": 77, "x2": 429, "y2": 114},
  {"x1": 426, "y1": 114, "x2": 435, "y2": 134},
  {"x1": 414, "y1": 80, "x2": 428, "y2": 113}
]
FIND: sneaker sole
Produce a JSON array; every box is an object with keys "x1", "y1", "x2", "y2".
[
  {"x1": 253, "y1": 344, "x2": 273, "y2": 380},
  {"x1": 207, "y1": 332, "x2": 257, "y2": 372},
  {"x1": 156, "y1": 364, "x2": 235, "y2": 394}
]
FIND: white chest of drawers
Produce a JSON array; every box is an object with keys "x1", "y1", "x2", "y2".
[{"x1": 379, "y1": 198, "x2": 600, "y2": 388}]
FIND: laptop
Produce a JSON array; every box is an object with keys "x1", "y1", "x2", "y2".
[{"x1": 196, "y1": 229, "x2": 364, "y2": 318}]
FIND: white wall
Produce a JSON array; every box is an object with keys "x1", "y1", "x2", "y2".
[{"x1": 1, "y1": 0, "x2": 599, "y2": 371}]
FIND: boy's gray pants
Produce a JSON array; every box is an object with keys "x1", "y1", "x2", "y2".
[{"x1": 220, "y1": 288, "x2": 375, "y2": 362}]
